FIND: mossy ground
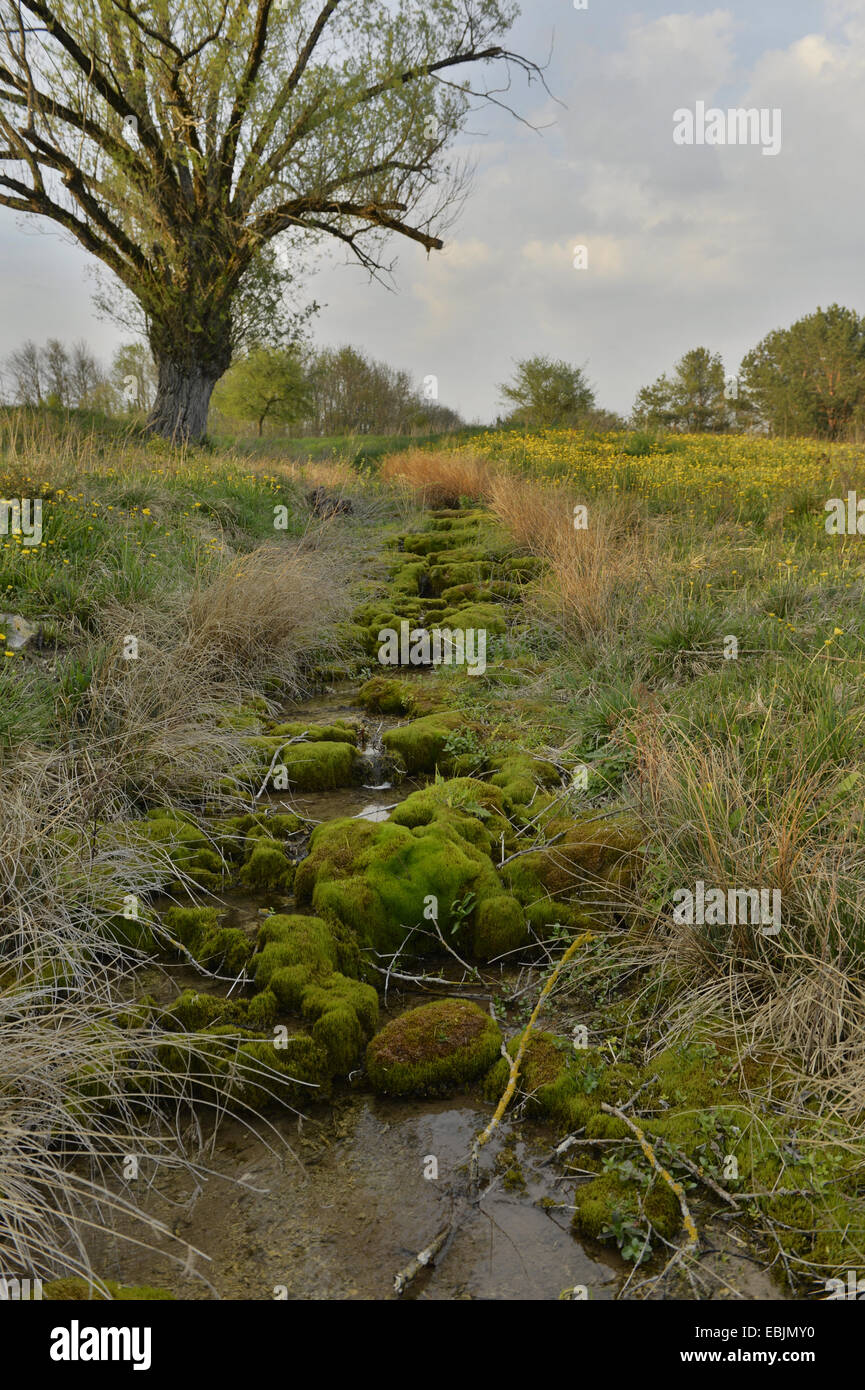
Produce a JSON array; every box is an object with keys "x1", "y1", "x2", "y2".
[
  {"x1": 39, "y1": 1278, "x2": 175, "y2": 1301},
  {"x1": 482, "y1": 1021, "x2": 865, "y2": 1286},
  {"x1": 294, "y1": 781, "x2": 530, "y2": 960}
]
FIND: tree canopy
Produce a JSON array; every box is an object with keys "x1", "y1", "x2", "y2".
[
  {"x1": 497, "y1": 355, "x2": 596, "y2": 428},
  {"x1": 0, "y1": 1, "x2": 532, "y2": 439},
  {"x1": 633, "y1": 347, "x2": 736, "y2": 433},
  {"x1": 739, "y1": 304, "x2": 865, "y2": 439},
  {"x1": 211, "y1": 345, "x2": 309, "y2": 435}
]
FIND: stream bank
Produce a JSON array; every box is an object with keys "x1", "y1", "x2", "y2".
[{"x1": 74, "y1": 505, "x2": 803, "y2": 1301}]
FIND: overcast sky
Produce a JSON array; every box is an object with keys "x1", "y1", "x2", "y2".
[{"x1": 2, "y1": 0, "x2": 864, "y2": 422}]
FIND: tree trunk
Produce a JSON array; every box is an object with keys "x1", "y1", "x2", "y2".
[{"x1": 147, "y1": 358, "x2": 222, "y2": 443}]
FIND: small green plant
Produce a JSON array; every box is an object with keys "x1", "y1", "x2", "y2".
[
  {"x1": 600, "y1": 1211, "x2": 652, "y2": 1264},
  {"x1": 601, "y1": 1154, "x2": 648, "y2": 1188},
  {"x1": 448, "y1": 891, "x2": 477, "y2": 937},
  {"x1": 578, "y1": 1060, "x2": 603, "y2": 1095},
  {"x1": 442, "y1": 727, "x2": 485, "y2": 771}
]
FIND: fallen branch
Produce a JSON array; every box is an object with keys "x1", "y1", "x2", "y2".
[
  {"x1": 393, "y1": 931, "x2": 599, "y2": 1295},
  {"x1": 599, "y1": 1101, "x2": 699, "y2": 1250},
  {"x1": 393, "y1": 1224, "x2": 451, "y2": 1296},
  {"x1": 470, "y1": 930, "x2": 596, "y2": 1175},
  {"x1": 254, "y1": 735, "x2": 309, "y2": 801}
]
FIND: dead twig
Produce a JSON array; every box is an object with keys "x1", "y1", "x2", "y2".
[{"x1": 599, "y1": 1101, "x2": 699, "y2": 1251}]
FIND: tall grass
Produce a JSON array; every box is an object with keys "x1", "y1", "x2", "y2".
[
  {"x1": 489, "y1": 473, "x2": 652, "y2": 642},
  {"x1": 629, "y1": 690, "x2": 865, "y2": 1111},
  {"x1": 380, "y1": 448, "x2": 492, "y2": 508},
  {"x1": 0, "y1": 756, "x2": 224, "y2": 1286},
  {"x1": 0, "y1": 413, "x2": 375, "y2": 1286}
]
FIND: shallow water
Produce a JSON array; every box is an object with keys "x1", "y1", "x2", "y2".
[
  {"x1": 92, "y1": 1091, "x2": 622, "y2": 1301},
  {"x1": 101, "y1": 679, "x2": 630, "y2": 1300}
]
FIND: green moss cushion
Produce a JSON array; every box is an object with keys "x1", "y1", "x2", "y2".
[{"x1": 366, "y1": 999, "x2": 502, "y2": 1096}]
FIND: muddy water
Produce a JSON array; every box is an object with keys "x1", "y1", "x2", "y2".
[
  {"x1": 96, "y1": 1095, "x2": 621, "y2": 1300},
  {"x1": 108, "y1": 679, "x2": 627, "y2": 1299}
]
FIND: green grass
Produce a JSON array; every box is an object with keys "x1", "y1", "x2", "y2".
[
  {"x1": 0, "y1": 424, "x2": 308, "y2": 633},
  {"x1": 206, "y1": 427, "x2": 489, "y2": 467}
]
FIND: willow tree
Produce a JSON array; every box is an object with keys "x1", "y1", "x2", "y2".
[{"x1": 0, "y1": 1, "x2": 532, "y2": 439}]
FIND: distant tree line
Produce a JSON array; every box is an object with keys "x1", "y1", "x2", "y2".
[
  {"x1": 2, "y1": 338, "x2": 464, "y2": 439},
  {"x1": 497, "y1": 305, "x2": 865, "y2": 441},
  {"x1": 211, "y1": 344, "x2": 464, "y2": 437},
  {"x1": 6, "y1": 304, "x2": 865, "y2": 441},
  {"x1": 1, "y1": 339, "x2": 157, "y2": 415}
]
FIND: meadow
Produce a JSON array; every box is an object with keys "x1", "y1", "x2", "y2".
[{"x1": 2, "y1": 415, "x2": 865, "y2": 1299}]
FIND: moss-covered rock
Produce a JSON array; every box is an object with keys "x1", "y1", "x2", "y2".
[
  {"x1": 162, "y1": 987, "x2": 279, "y2": 1038},
  {"x1": 267, "y1": 720, "x2": 358, "y2": 745},
  {"x1": 381, "y1": 711, "x2": 463, "y2": 774},
  {"x1": 357, "y1": 674, "x2": 415, "y2": 714},
  {"x1": 232, "y1": 1033, "x2": 332, "y2": 1109},
  {"x1": 258, "y1": 738, "x2": 360, "y2": 791},
  {"x1": 163, "y1": 988, "x2": 245, "y2": 1033},
  {"x1": 388, "y1": 560, "x2": 430, "y2": 596},
  {"x1": 473, "y1": 894, "x2": 528, "y2": 959},
  {"x1": 440, "y1": 582, "x2": 499, "y2": 606},
  {"x1": 246, "y1": 988, "x2": 279, "y2": 1031},
  {"x1": 489, "y1": 752, "x2": 560, "y2": 808},
  {"x1": 295, "y1": 811, "x2": 510, "y2": 957},
  {"x1": 156, "y1": 981, "x2": 336, "y2": 1109},
  {"x1": 389, "y1": 777, "x2": 509, "y2": 843},
  {"x1": 400, "y1": 528, "x2": 491, "y2": 557},
  {"x1": 357, "y1": 673, "x2": 444, "y2": 717},
  {"x1": 215, "y1": 810, "x2": 304, "y2": 854},
  {"x1": 301, "y1": 974, "x2": 379, "y2": 1071},
  {"x1": 249, "y1": 913, "x2": 374, "y2": 1072},
  {"x1": 252, "y1": 913, "x2": 360, "y2": 997},
  {"x1": 161, "y1": 905, "x2": 253, "y2": 975},
  {"x1": 437, "y1": 601, "x2": 507, "y2": 636},
  {"x1": 237, "y1": 835, "x2": 295, "y2": 892},
  {"x1": 366, "y1": 999, "x2": 502, "y2": 1096},
  {"x1": 133, "y1": 807, "x2": 227, "y2": 893}
]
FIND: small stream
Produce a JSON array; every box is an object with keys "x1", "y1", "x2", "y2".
[
  {"x1": 99, "y1": 680, "x2": 626, "y2": 1299},
  {"x1": 87, "y1": 678, "x2": 791, "y2": 1300},
  {"x1": 93, "y1": 1094, "x2": 622, "y2": 1300}
]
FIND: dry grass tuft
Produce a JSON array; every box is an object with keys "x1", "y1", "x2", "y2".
[
  {"x1": 629, "y1": 714, "x2": 865, "y2": 1112},
  {"x1": 489, "y1": 474, "x2": 651, "y2": 642},
  {"x1": 380, "y1": 448, "x2": 492, "y2": 508},
  {"x1": 185, "y1": 541, "x2": 345, "y2": 683},
  {"x1": 0, "y1": 755, "x2": 274, "y2": 1287}
]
